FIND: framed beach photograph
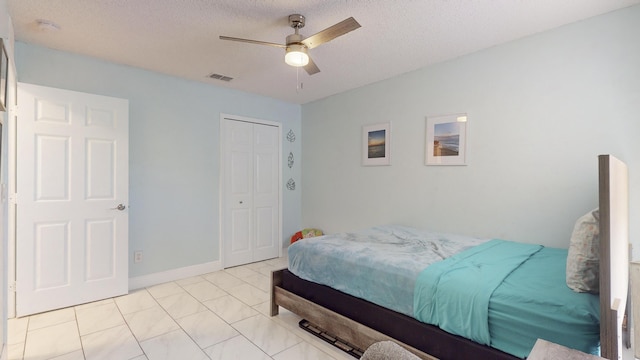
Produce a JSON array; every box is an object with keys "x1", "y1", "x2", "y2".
[
  {"x1": 362, "y1": 122, "x2": 390, "y2": 166},
  {"x1": 425, "y1": 113, "x2": 467, "y2": 165}
]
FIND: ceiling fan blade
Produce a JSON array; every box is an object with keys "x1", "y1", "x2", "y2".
[
  {"x1": 304, "y1": 56, "x2": 320, "y2": 75},
  {"x1": 301, "y1": 17, "x2": 361, "y2": 49},
  {"x1": 219, "y1": 36, "x2": 286, "y2": 48}
]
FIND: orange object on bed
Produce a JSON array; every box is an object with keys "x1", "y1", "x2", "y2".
[{"x1": 290, "y1": 228, "x2": 324, "y2": 244}]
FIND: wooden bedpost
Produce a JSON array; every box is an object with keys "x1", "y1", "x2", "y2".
[
  {"x1": 598, "y1": 155, "x2": 629, "y2": 360},
  {"x1": 270, "y1": 269, "x2": 283, "y2": 316},
  {"x1": 631, "y1": 262, "x2": 640, "y2": 358}
]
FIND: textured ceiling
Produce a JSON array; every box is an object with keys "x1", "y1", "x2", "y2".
[{"x1": 7, "y1": 0, "x2": 640, "y2": 104}]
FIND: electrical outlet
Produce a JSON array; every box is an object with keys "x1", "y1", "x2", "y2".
[{"x1": 134, "y1": 250, "x2": 143, "y2": 263}]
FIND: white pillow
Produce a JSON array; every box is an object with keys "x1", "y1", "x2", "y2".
[{"x1": 566, "y1": 209, "x2": 600, "y2": 293}]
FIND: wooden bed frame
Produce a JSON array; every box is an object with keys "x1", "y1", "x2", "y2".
[
  {"x1": 598, "y1": 154, "x2": 629, "y2": 360},
  {"x1": 270, "y1": 154, "x2": 629, "y2": 360}
]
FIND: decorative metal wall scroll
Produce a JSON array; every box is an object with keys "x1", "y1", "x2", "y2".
[
  {"x1": 286, "y1": 129, "x2": 297, "y2": 191},
  {"x1": 287, "y1": 129, "x2": 296, "y2": 143},
  {"x1": 286, "y1": 178, "x2": 296, "y2": 190}
]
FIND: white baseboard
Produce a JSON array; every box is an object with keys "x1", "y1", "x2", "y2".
[{"x1": 128, "y1": 260, "x2": 222, "y2": 291}]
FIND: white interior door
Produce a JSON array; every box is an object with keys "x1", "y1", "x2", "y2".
[
  {"x1": 16, "y1": 83, "x2": 129, "y2": 316},
  {"x1": 221, "y1": 117, "x2": 280, "y2": 268}
]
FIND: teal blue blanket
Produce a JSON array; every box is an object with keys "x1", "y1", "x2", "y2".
[{"x1": 413, "y1": 239, "x2": 542, "y2": 346}]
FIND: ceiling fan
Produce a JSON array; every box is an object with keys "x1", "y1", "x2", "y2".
[{"x1": 220, "y1": 14, "x2": 361, "y2": 75}]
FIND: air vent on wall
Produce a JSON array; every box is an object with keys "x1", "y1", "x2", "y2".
[{"x1": 208, "y1": 73, "x2": 233, "y2": 82}]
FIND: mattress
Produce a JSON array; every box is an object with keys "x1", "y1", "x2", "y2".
[
  {"x1": 489, "y1": 246, "x2": 599, "y2": 357},
  {"x1": 280, "y1": 269, "x2": 518, "y2": 360},
  {"x1": 287, "y1": 225, "x2": 600, "y2": 358},
  {"x1": 288, "y1": 225, "x2": 488, "y2": 316}
]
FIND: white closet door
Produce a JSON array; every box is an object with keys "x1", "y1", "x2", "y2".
[
  {"x1": 252, "y1": 124, "x2": 279, "y2": 261},
  {"x1": 222, "y1": 120, "x2": 254, "y2": 267},
  {"x1": 221, "y1": 118, "x2": 280, "y2": 268},
  {"x1": 16, "y1": 83, "x2": 129, "y2": 316}
]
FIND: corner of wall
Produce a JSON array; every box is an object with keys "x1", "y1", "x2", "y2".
[{"x1": 0, "y1": 0, "x2": 17, "y2": 346}]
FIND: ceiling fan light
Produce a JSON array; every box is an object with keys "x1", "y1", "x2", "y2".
[{"x1": 285, "y1": 45, "x2": 309, "y2": 67}]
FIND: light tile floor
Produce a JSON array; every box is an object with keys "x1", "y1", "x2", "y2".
[{"x1": 8, "y1": 257, "x2": 354, "y2": 360}]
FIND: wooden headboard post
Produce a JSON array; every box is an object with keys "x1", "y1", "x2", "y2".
[
  {"x1": 598, "y1": 154, "x2": 629, "y2": 360},
  {"x1": 631, "y1": 262, "x2": 640, "y2": 358}
]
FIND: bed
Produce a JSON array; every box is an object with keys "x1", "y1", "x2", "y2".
[{"x1": 270, "y1": 154, "x2": 629, "y2": 360}]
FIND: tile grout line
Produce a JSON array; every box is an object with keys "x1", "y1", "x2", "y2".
[
  {"x1": 227, "y1": 313, "x2": 275, "y2": 360},
  {"x1": 11, "y1": 258, "x2": 321, "y2": 360},
  {"x1": 175, "y1": 265, "x2": 279, "y2": 358},
  {"x1": 130, "y1": 272, "x2": 257, "y2": 357},
  {"x1": 20, "y1": 317, "x2": 30, "y2": 360},
  {"x1": 113, "y1": 289, "x2": 151, "y2": 360},
  {"x1": 179, "y1": 266, "x2": 272, "y2": 358},
  {"x1": 222, "y1": 264, "x2": 305, "y2": 359},
  {"x1": 72, "y1": 306, "x2": 88, "y2": 360},
  {"x1": 171, "y1": 278, "x2": 229, "y2": 358}
]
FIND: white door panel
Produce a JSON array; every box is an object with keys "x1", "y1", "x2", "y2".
[
  {"x1": 255, "y1": 206, "x2": 275, "y2": 248},
  {"x1": 86, "y1": 139, "x2": 116, "y2": 199},
  {"x1": 252, "y1": 124, "x2": 279, "y2": 260},
  {"x1": 85, "y1": 218, "x2": 116, "y2": 281},
  {"x1": 17, "y1": 83, "x2": 129, "y2": 316},
  {"x1": 34, "y1": 222, "x2": 70, "y2": 289},
  {"x1": 222, "y1": 117, "x2": 280, "y2": 268},
  {"x1": 223, "y1": 120, "x2": 254, "y2": 266},
  {"x1": 36, "y1": 135, "x2": 70, "y2": 200}
]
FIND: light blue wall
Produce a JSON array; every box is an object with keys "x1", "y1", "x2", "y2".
[
  {"x1": 302, "y1": 6, "x2": 640, "y2": 254},
  {"x1": 15, "y1": 43, "x2": 302, "y2": 277}
]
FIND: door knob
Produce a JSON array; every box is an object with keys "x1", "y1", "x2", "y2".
[{"x1": 111, "y1": 204, "x2": 126, "y2": 211}]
